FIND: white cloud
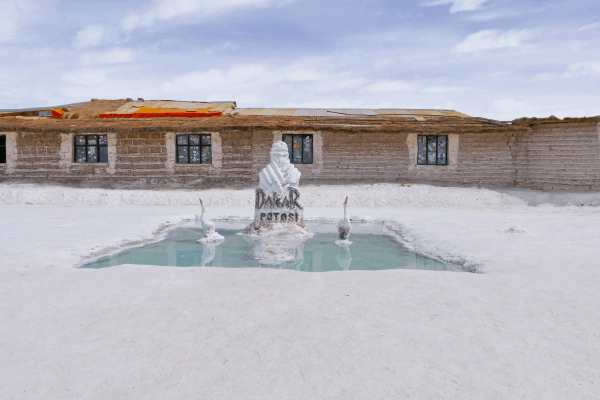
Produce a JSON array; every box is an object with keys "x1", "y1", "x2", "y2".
[
  {"x1": 79, "y1": 48, "x2": 135, "y2": 65},
  {"x1": 74, "y1": 25, "x2": 105, "y2": 48},
  {"x1": 0, "y1": 0, "x2": 37, "y2": 43},
  {"x1": 61, "y1": 68, "x2": 110, "y2": 86},
  {"x1": 20, "y1": 46, "x2": 54, "y2": 58},
  {"x1": 577, "y1": 22, "x2": 600, "y2": 31},
  {"x1": 563, "y1": 62, "x2": 600, "y2": 78},
  {"x1": 161, "y1": 61, "x2": 331, "y2": 94},
  {"x1": 363, "y1": 80, "x2": 466, "y2": 94},
  {"x1": 364, "y1": 80, "x2": 419, "y2": 93},
  {"x1": 492, "y1": 99, "x2": 537, "y2": 119},
  {"x1": 122, "y1": 0, "x2": 294, "y2": 32},
  {"x1": 455, "y1": 29, "x2": 532, "y2": 53},
  {"x1": 535, "y1": 62, "x2": 600, "y2": 80},
  {"x1": 422, "y1": 0, "x2": 489, "y2": 13}
]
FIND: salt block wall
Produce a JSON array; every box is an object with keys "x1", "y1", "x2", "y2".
[
  {"x1": 319, "y1": 131, "x2": 407, "y2": 181},
  {"x1": 293, "y1": 131, "x2": 520, "y2": 186},
  {"x1": 1, "y1": 122, "x2": 599, "y2": 189},
  {"x1": 449, "y1": 131, "x2": 519, "y2": 186},
  {"x1": 16, "y1": 132, "x2": 62, "y2": 177},
  {"x1": 515, "y1": 122, "x2": 600, "y2": 189},
  {"x1": 115, "y1": 132, "x2": 167, "y2": 177}
]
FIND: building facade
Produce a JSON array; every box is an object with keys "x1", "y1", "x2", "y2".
[{"x1": 1, "y1": 100, "x2": 599, "y2": 190}]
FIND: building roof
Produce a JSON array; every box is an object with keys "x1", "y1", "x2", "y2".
[
  {"x1": 231, "y1": 108, "x2": 470, "y2": 121},
  {"x1": 0, "y1": 99, "x2": 475, "y2": 122},
  {"x1": 0, "y1": 101, "x2": 91, "y2": 114},
  {"x1": 98, "y1": 100, "x2": 237, "y2": 118}
]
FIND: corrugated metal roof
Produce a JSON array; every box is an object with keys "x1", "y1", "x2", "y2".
[
  {"x1": 375, "y1": 110, "x2": 414, "y2": 116},
  {"x1": 232, "y1": 108, "x2": 470, "y2": 120},
  {"x1": 409, "y1": 110, "x2": 446, "y2": 116},
  {"x1": 293, "y1": 109, "x2": 332, "y2": 117},
  {"x1": 438, "y1": 110, "x2": 471, "y2": 118},
  {"x1": 259, "y1": 108, "x2": 296, "y2": 116},
  {"x1": 326, "y1": 109, "x2": 380, "y2": 116},
  {"x1": 235, "y1": 108, "x2": 264, "y2": 116},
  {"x1": 2, "y1": 98, "x2": 471, "y2": 121},
  {"x1": 0, "y1": 101, "x2": 90, "y2": 113}
]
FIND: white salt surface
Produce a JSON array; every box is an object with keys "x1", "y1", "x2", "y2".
[{"x1": 1, "y1": 183, "x2": 600, "y2": 399}]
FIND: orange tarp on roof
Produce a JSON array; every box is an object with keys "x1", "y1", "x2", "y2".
[{"x1": 98, "y1": 101, "x2": 236, "y2": 119}]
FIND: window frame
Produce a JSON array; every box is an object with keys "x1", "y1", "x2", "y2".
[
  {"x1": 176, "y1": 134, "x2": 212, "y2": 164},
  {"x1": 417, "y1": 135, "x2": 448, "y2": 166},
  {"x1": 282, "y1": 134, "x2": 313, "y2": 165},
  {"x1": 0, "y1": 135, "x2": 6, "y2": 164},
  {"x1": 74, "y1": 135, "x2": 108, "y2": 163}
]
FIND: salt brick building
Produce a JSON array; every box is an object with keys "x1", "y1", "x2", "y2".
[{"x1": 0, "y1": 99, "x2": 599, "y2": 190}]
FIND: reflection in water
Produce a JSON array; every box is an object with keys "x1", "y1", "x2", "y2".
[
  {"x1": 83, "y1": 226, "x2": 449, "y2": 272},
  {"x1": 244, "y1": 234, "x2": 307, "y2": 270},
  {"x1": 200, "y1": 242, "x2": 222, "y2": 267},
  {"x1": 335, "y1": 244, "x2": 352, "y2": 271}
]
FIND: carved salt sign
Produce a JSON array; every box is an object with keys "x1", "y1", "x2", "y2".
[{"x1": 251, "y1": 141, "x2": 304, "y2": 229}]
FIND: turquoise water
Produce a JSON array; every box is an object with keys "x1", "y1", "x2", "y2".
[{"x1": 81, "y1": 223, "x2": 447, "y2": 272}]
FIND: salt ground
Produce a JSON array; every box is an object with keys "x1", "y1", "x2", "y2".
[{"x1": 1, "y1": 183, "x2": 599, "y2": 399}]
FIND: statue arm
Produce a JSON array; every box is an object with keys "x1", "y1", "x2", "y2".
[{"x1": 265, "y1": 164, "x2": 284, "y2": 192}]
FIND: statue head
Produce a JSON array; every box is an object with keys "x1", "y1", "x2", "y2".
[{"x1": 270, "y1": 141, "x2": 291, "y2": 169}]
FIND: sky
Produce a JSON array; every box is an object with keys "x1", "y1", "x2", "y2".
[{"x1": 0, "y1": 0, "x2": 599, "y2": 120}]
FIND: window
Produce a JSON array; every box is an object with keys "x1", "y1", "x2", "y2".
[
  {"x1": 417, "y1": 135, "x2": 447, "y2": 166},
  {"x1": 282, "y1": 134, "x2": 313, "y2": 164},
  {"x1": 177, "y1": 134, "x2": 212, "y2": 164},
  {"x1": 74, "y1": 135, "x2": 108, "y2": 163},
  {"x1": 0, "y1": 135, "x2": 5, "y2": 164}
]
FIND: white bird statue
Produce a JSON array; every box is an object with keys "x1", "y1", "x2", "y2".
[
  {"x1": 197, "y1": 198, "x2": 224, "y2": 243},
  {"x1": 335, "y1": 196, "x2": 352, "y2": 245}
]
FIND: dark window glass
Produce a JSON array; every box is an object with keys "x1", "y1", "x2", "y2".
[
  {"x1": 437, "y1": 136, "x2": 447, "y2": 165},
  {"x1": 190, "y1": 146, "x2": 201, "y2": 163},
  {"x1": 417, "y1": 136, "x2": 427, "y2": 165},
  {"x1": 202, "y1": 146, "x2": 212, "y2": 164},
  {"x1": 0, "y1": 135, "x2": 6, "y2": 164},
  {"x1": 189, "y1": 135, "x2": 200, "y2": 145},
  {"x1": 417, "y1": 135, "x2": 447, "y2": 166},
  {"x1": 292, "y1": 135, "x2": 302, "y2": 163},
  {"x1": 283, "y1": 135, "x2": 293, "y2": 158},
  {"x1": 302, "y1": 135, "x2": 313, "y2": 164},
  {"x1": 99, "y1": 146, "x2": 108, "y2": 163},
  {"x1": 87, "y1": 146, "x2": 98, "y2": 162},
  {"x1": 176, "y1": 134, "x2": 212, "y2": 164},
  {"x1": 178, "y1": 146, "x2": 189, "y2": 163},
  {"x1": 76, "y1": 146, "x2": 87, "y2": 162},
  {"x1": 427, "y1": 136, "x2": 437, "y2": 165},
  {"x1": 282, "y1": 134, "x2": 313, "y2": 164},
  {"x1": 74, "y1": 135, "x2": 109, "y2": 163}
]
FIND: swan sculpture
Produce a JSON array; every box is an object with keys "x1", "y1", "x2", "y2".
[
  {"x1": 335, "y1": 196, "x2": 352, "y2": 245},
  {"x1": 197, "y1": 198, "x2": 224, "y2": 243}
]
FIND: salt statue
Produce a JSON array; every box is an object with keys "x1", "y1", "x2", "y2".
[
  {"x1": 197, "y1": 198, "x2": 224, "y2": 243},
  {"x1": 244, "y1": 141, "x2": 313, "y2": 266},
  {"x1": 250, "y1": 141, "x2": 305, "y2": 231},
  {"x1": 335, "y1": 196, "x2": 352, "y2": 245}
]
